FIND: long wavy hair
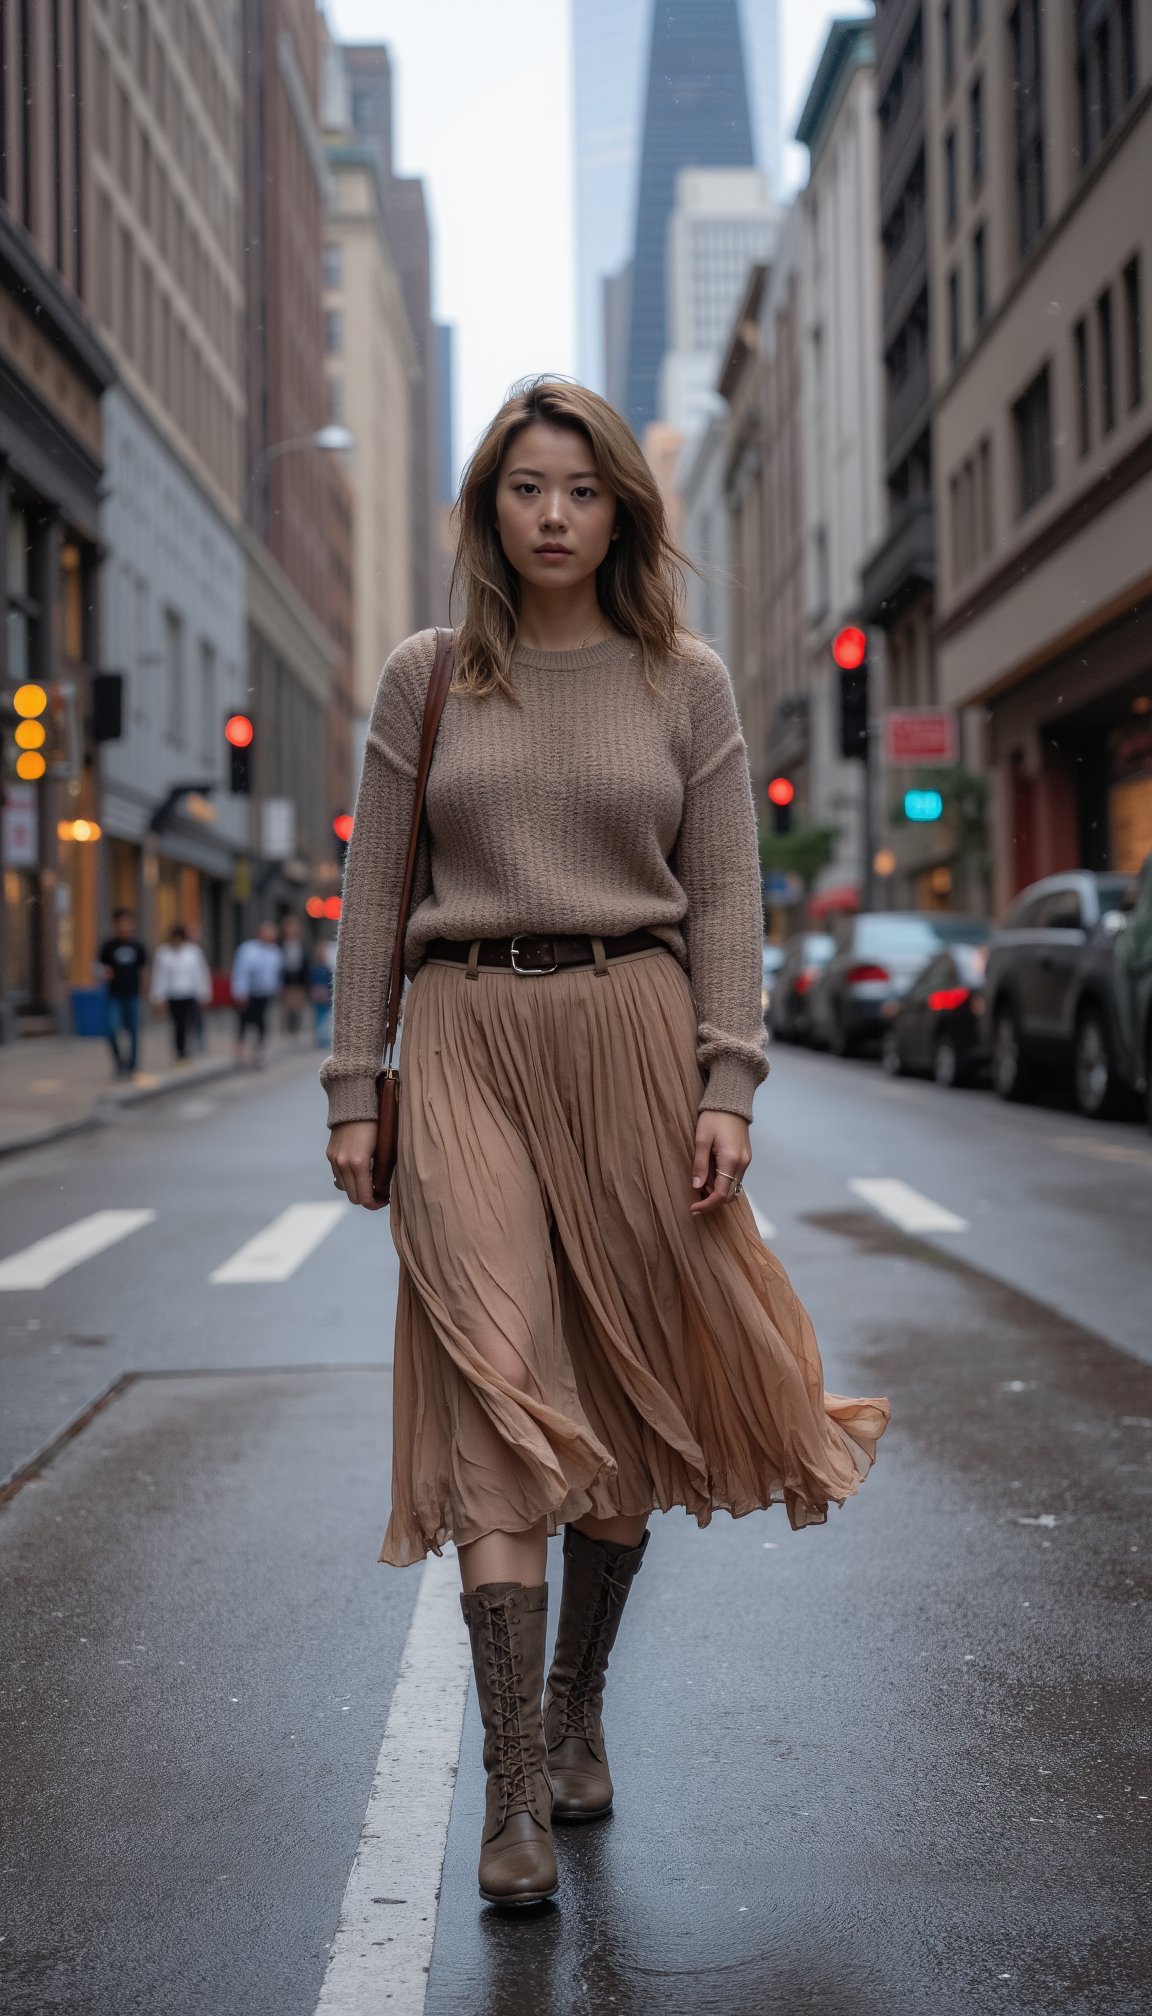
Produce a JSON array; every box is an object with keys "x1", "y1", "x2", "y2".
[{"x1": 448, "y1": 376, "x2": 692, "y2": 701}]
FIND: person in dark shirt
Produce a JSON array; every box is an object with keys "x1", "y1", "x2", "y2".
[{"x1": 98, "y1": 907, "x2": 149, "y2": 1078}]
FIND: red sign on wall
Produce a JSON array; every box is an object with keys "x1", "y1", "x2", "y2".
[{"x1": 884, "y1": 710, "x2": 958, "y2": 766}]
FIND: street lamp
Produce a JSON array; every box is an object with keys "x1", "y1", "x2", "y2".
[{"x1": 246, "y1": 425, "x2": 355, "y2": 511}]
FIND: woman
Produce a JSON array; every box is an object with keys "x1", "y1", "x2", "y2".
[
  {"x1": 322, "y1": 379, "x2": 890, "y2": 1911},
  {"x1": 149, "y1": 923, "x2": 212, "y2": 1064}
]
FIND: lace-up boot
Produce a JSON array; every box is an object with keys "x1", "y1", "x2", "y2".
[
  {"x1": 543, "y1": 1526, "x2": 649, "y2": 1822},
  {"x1": 459, "y1": 1581, "x2": 557, "y2": 1906}
]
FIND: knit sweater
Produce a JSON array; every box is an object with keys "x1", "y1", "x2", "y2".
[{"x1": 320, "y1": 626, "x2": 770, "y2": 1127}]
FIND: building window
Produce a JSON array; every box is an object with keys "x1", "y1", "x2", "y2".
[
  {"x1": 1097, "y1": 287, "x2": 1116, "y2": 433},
  {"x1": 198, "y1": 639, "x2": 216, "y2": 764},
  {"x1": 164, "y1": 606, "x2": 185, "y2": 744},
  {"x1": 1076, "y1": 0, "x2": 1140, "y2": 166},
  {"x1": 1012, "y1": 363, "x2": 1053, "y2": 514},
  {"x1": 942, "y1": 0, "x2": 956, "y2": 91},
  {"x1": 977, "y1": 435, "x2": 993, "y2": 557},
  {"x1": 947, "y1": 266, "x2": 962, "y2": 362},
  {"x1": 325, "y1": 309, "x2": 343, "y2": 356},
  {"x1": 323, "y1": 241, "x2": 342, "y2": 291},
  {"x1": 972, "y1": 223, "x2": 987, "y2": 327},
  {"x1": 1123, "y1": 255, "x2": 1144, "y2": 410},
  {"x1": 1074, "y1": 316, "x2": 1091, "y2": 454},
  {"x1": 969, "y1": 73, "x2": 984, "y2": 187},
  {"x1": 944, "y1": 128, "x2": 958, "y2": 231},
  {"x1": 1010, "y1": 1, "x2": 1047, "y2": 258},
  {"x1": 969, "y1": 0, "x2": 983, "y2": 40},
  {"x1": 328, "y1": 374, "x2": 345, "y2": 425}
]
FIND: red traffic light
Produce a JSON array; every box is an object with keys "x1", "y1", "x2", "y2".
[
  {"x1": 224, "y1": 713, "x2": 254, "y2": 748},
  {"x1": 332, "y1": 813, "x2": 354, "y2": 844},
  {"x1": 767, "y1": 777, "x2": 795, "y2": 808},
  {"x1": 831, "y1": 625, "x2": 867, "y2": 671},
  {"x1": 322, "y1": 895, "x2": 343, "y2": 921}
]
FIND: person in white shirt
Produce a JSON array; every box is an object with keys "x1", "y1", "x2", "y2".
[
  {"x1": 231, "y1": 920, "x2": 284, "y2": 1067},
  {"x1": 149, "y1": 924, "x2": 213, "y2": 1064}
]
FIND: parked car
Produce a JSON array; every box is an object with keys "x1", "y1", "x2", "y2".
[
  {"x1": 761, "y1": 941, "x2": 786, "y2": 1020},
  {"x1": 880, "y1": 942, "x2": 990, "y2": 1086},
  {"x1": 766, "y1": 932, "x2": 836, "y2": 1043},
  {"x1": 984, "y1": 869, "x2": 1135, "y2": 1113},
  {"x1": 1111, "y1": 854, "x2": 1152, "y2": 1131},
  {"x1": 809, "y1": 912, "x2": 993, "y2": 1057}
]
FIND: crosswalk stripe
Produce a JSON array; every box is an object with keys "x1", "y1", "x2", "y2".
[
  {"x1": 848, "y1": 1177, "x2": 968, "y2": 1234},
  {"x1": 209, "y1": 1202, "x2": 345, "y2": 1284},
  {"x1": 0, "y1": 1209, "x2": 157, "y2": 1291},
  {"x1": 747, "y1": 1194, "x2": 776, "y2": 1241}
]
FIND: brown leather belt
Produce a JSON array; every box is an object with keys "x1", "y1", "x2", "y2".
[{"x1": 424, "y1": 929, "x2": 667, "y2": 974}]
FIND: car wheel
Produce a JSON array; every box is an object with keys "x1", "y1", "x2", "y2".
[
  {"x1": 992, "y1": 1005, "x2": 1033, "y2": 1102},
  {"x1": 1073, "y1": 1009, "x2": 1117, "y2": 1119},
  {"x1": 881, "y1": 1029, "x2": 904, "y2": 1076},
  {"x1": 933, "y1": 1033, "x2": 963, "y2": 1088}
]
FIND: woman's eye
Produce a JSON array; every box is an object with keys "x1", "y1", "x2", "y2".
[{"x1": 573, "y1": 487, "x2": 597, "y2": 500}]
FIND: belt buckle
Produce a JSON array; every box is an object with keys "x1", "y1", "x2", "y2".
[{"x1": 510, "y1": 933, "x2": 557, "y2": 975}]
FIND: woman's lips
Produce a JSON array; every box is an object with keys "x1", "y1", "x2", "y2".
[{"x1": 535, "y1": 546, "x2": 572, "y2": 559}]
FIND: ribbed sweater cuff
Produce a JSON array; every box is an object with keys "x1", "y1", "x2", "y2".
[
  {"x1": 697, "y1": 1055, "x2": 765, "y2": 1124},
  {"x1": 322, "y1": 1068, "x2": 380, "y2": 1129}
]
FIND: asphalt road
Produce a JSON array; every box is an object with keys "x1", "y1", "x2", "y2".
[{"x1": 1, "y1": 1035, "x2": 1149, "y2": 2015}]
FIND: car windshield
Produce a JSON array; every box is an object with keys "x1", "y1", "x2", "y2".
[
  {"x1": 804, "y1": 934, "x2": 836, "y2": 962},
  {"x1": 1097, "y1": 877, "x2": 1133, "y2": 915},
  {"x1": 856, "y1": 916, "x2": 990, "y2": 956}
]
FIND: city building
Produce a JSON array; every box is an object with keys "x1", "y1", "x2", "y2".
[
  {"x1": 321, "y1": 41, "x2": 415, "y2": 775},
  {"x1": 795, "y1": 17, "x2": 885, "y2": 911},
  {"x1": 717, "y1": 204, "x2": 808, "y2": 827},
  {"x1": 242, "y1": 0, "x2": 350, "y2": 924},
  {"x1": 860, "y1": 0, "x2": 963, "y2": 909},
  {"x1": 342, "y1": 43, "x2": 445, "y2": 629},
  {"x1": 0, "y1": 1, "x2": 115, "y2": 1037},
  {"x1": 434, "y1": 321, "x2": 457, "y2": 608},
  {"x1": 573, "y1": 0, "x2": 783, "y2": 398},
  {"x1": 927, "y1": 0, "x2": 1152, "y2": 912},
  {"x1": 89, "y1": 0, "x2": 251, "y2": 968},
  {"x1": 659, "y1": 167, "x2": 779, "y2": 445},
  {"x1": 681, "y1": 412, "x2": 731, "y2": 670}
]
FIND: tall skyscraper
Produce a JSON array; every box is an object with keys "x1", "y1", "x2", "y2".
[{"x1": 573, "y1": 0, "x2": 781, "y2": 404}]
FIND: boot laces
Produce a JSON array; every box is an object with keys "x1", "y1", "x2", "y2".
[
  {"x1": 561, "y1": 1557, "x2": 630, "y2": 1738},
  {"x1": 487, "y1": 1605, "x2": 532, "y2": 1814}
]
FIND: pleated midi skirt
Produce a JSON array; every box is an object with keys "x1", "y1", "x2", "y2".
[{"x1": 381, "y1": 943, "x2": 890, "y2": 1567}]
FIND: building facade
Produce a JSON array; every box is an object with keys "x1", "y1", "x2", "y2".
[
  {"x1": 343, "y1": 43, "x2": 444, "y2": 629},
  {"x1": 795, "y1": 20, "x2": 886, "y2": 909},
  {"x1": 659, "y1": 166, "x2": 778, "y2": 445},
  {"x1": 927, "y1": 0, "x2": 1152, "y2": 913},
  {"x1": 1, "y1": 0, "x2": 116, "y2": 1037},
  {"x1": 90, "y1": 0, "x2": 252, "y2": 965}
]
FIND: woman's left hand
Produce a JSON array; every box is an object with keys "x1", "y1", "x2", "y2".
[{"x1": 690, "y1": 1112, "x2": 751, "y2": 1216}]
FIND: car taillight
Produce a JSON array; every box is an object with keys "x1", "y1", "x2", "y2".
[
  {"x1": 927, "y1": 987, "x2": 971, "y2": 1013},
  {"x1": 795, "y1": 969, "x2": 815, "y2": 995},
  {"x1": 846, "y1": 963, "x2": 890, "y2": 985}
]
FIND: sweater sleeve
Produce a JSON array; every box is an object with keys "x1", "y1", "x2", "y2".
[
  {"x1": 319, "y1": 631, "x2": 435, "y2": 1127},
  {"x1": 671, "y1": 644, "x2": 770, "y2": 1123}
]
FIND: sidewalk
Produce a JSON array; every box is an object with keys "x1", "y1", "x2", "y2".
[{"x1": 0, "y1": 1006, "x2": 323, "y2": 1158}]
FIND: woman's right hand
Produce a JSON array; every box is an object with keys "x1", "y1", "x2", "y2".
[{"x1": 327, "y1": 1119, "x2": 385, "y2": 1210}]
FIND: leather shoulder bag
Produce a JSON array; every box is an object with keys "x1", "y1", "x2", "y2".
[{"x1": 371, "y1": 626, "x2": 455, "y2": 1202}]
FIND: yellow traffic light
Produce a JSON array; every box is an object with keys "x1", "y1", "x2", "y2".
[
  {"x1": 14, "y1": 683, "x2": 48, "y2": 718},
  {"x1": 15, "y1": 719, "x2": 46, "y2": 749},
  {"x1": 16, "y1": 751, "x2": 47, "y2": 781}
]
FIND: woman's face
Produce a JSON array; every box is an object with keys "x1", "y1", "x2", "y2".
[{"x1": 494, "y1": 422, "x2": 618, "y2": 590}]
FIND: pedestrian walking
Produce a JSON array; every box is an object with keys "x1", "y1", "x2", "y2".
[
  {"x1": 148, "y1": 924, "x2": 213, "y2": 1064},
  {"x1": 322, "y1": 378, "x2": 891, "y2": 1911},
  {"x1": 98, "y1": 907, "x2": 149, "y2": 1079},
  {"x1": 310, "y1": 939, "x2": 335, "y2": 1049},
  {"x1": 279, "y1": 915, "x2": 310, "y2": 1037},
  {"x1": 231, "y1": 921, "x2": 283, "y2": 1068}
]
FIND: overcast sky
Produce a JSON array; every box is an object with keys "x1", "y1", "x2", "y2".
[{"x1": 323, "y1": 1, "x2": 871, "y2": 478}]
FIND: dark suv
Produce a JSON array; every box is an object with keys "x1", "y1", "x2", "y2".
[{"x1": 985, "y1": 870, "x2": 1135, "y2": 1113}]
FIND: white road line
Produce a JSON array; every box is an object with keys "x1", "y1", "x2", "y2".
[
  {"x1": 209, "y1": 1202, "x2": 344, "y2": 1284},
  {"x1": 314, "y1": 1547, "x2": 471, "y2": 2015},
  {"x1": 849, "y1": 1177, "x2": 969, "y2": 1235},
  {"x1": 0, "y1": 1209, "x2": 156, "y2": 1291},
  {"x1": 746, "y1": 1193, "x2": 777, "y2": 1241}
]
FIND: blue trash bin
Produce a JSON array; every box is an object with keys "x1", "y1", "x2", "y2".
[{"x1": 71, "y1": 987, "x2": 109, "y2": 1038}]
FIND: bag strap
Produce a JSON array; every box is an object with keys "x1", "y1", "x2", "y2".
[{"x1": 382, "y1": 626, "x2": 455, "y2": 1063}]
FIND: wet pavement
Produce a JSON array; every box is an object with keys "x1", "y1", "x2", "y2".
[{"x1": 0, "y1": 1045, "x2": 1149, "y2": 2014}]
